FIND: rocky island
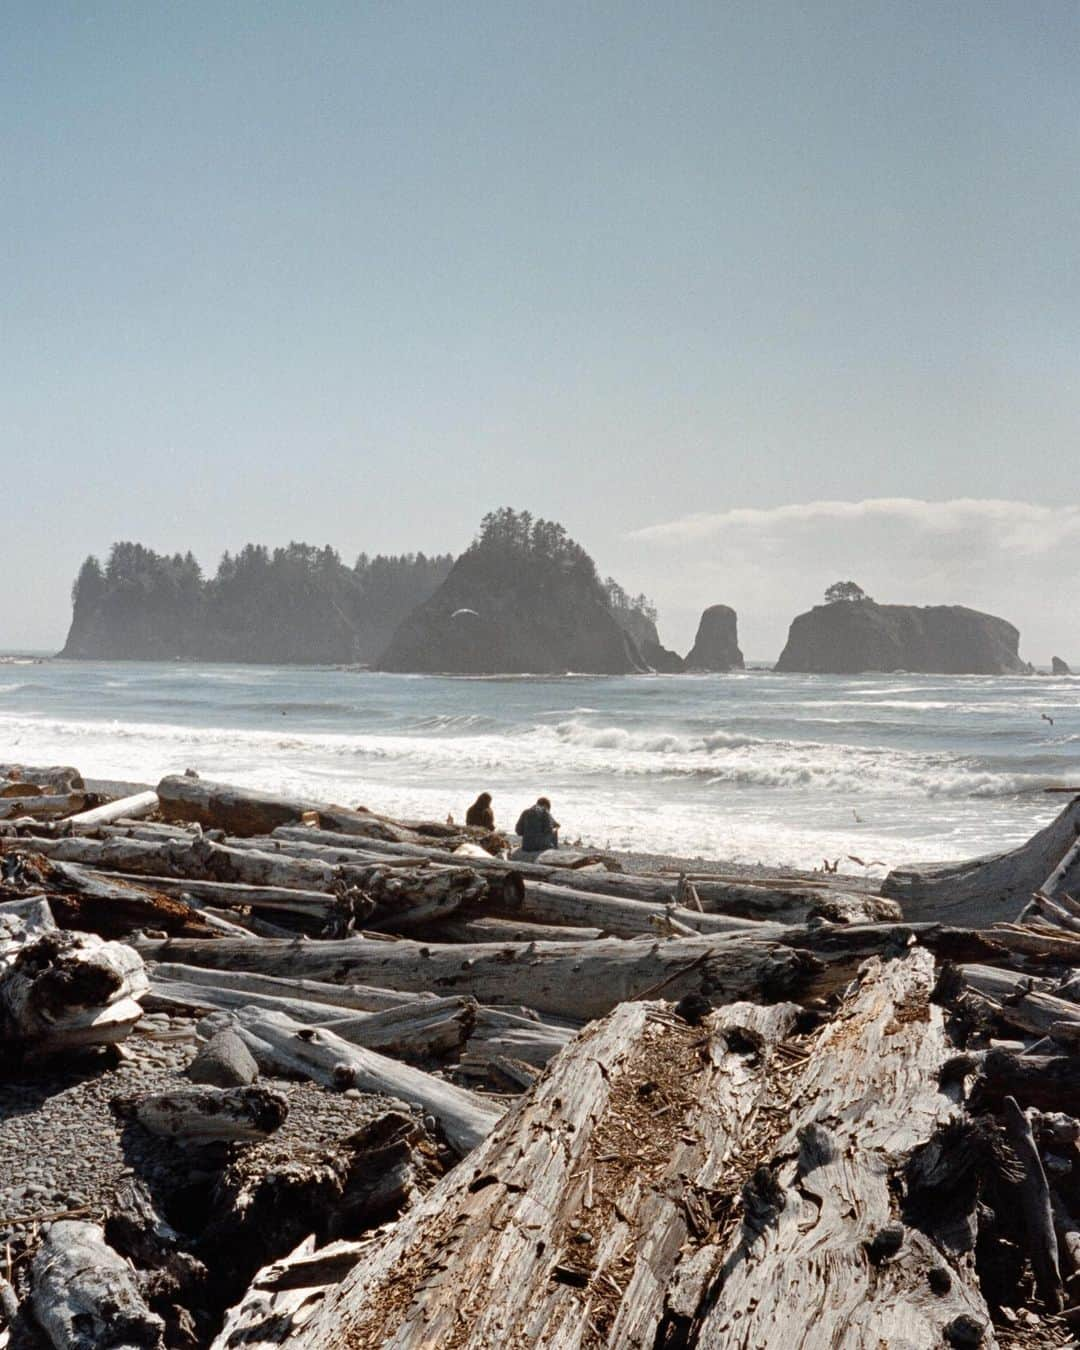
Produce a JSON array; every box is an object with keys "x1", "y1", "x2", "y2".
[
  {"x1": 684, "y1": 604, "x2": 744, "y2": 672},
  {"x1": 775, "y1": 583, "x2": 1029, "y2": 675},
  {"x1": 378, "y1": 509, "x2": 654, "y2": 675}
]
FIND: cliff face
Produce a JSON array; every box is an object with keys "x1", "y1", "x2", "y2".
[
  {"x1": 378, "y1": 533, "x2": 647, "y2": 676},
  {"x1": 614, "y1": 608, "x2": 684, "y2": 673},
  {"x1": 685, "y1": 605, "x2": 744, "y2": 672},
  {"x1": 775, "y1": 600, "x2": 1028, "y2": 675}
]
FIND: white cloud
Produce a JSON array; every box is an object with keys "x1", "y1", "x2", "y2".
[{"x1": 621, "y1": 499, "x2": 1080, "y2": 661}]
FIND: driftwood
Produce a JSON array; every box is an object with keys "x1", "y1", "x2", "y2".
[
  {"x1": 0, "y1": 793, "x2": 86, "y2": 820},
  {"x1": 214, "y1": 1006, "x2": 502, "y2": 1155},
  {"x1": 882, "y1": 795, "x2": 1080, "y2": 926},
  {"x1": 149, "y1": 962, "x2": 428, "y2": 1011},
  {"x1": 149, "y1": 976, "x2": 475, "y2": 1059},
  {"x1": 268, "y1": 825, "x2": 895, "y2": 922},
  {"x1": 134, "y1": 923, "x2": 1001, "y2": 1023},
  {"x1": 66, "y1": 789, "x2": 159, "y2": 830},
  {"x1": 98, "y1": 871, "x2": 343, "y2": 922},
  {"x1": 0, "y1": 764, "x2": 84, "y2": 793},
  {"x1": 1001, "y1": 1095, "x2": 1063, "y2": 1310},
  {"x1": 285, "y1": 951, "x2": 993, "y2": 1349},
  {"x1": 0, "y1": 921, "x2": 148, "y2": 1054},
  {"x1": 117, "y1": 1084, "x2": 289, "y2": 1144},
  {"x1": 158, "y1": 773, "x2": 418, "y2": 843},
  {"x1": 38, "y1": 860, "x2": 214, "y2": 939},
  {"x1": 30, "y1": 1219, "x2": 165, "y2": 1349}
]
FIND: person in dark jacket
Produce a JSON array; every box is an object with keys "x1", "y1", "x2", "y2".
[
  {"x1": 465, "y1": 792, "x2": 495, "y2": 830},
  {"x1": 514, "y1": 796, "x2": 559, "y2": 853}
]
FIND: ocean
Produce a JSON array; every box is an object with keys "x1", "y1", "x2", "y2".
[{"x1": 1, "y1": 660, "x2": 1077, "y2": 874}]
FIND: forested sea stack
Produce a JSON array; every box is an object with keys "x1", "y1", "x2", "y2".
[
  {"x1": 775, "y1": 585, "x2": 1028, "y2": 675},
  {"x1": 684, "y1": 604, "x2": 744, "y2": 672},
  {"x1": 61, "y1": 543, "x2": 452, "y2": 664},
  {"x1": 377, "y1": 509, "x2": 651, "y2": 675}
]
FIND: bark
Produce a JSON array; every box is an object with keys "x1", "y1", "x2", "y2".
[
  {"x1": 29, "y1": 1219, "x2": 165, "y2": 1349},
  {"x1": 41, "y1": 860, "x2": 214, "y2": 939},
  {"x1": 216, "y1": 1006, "x2": 503, "y2": 1156},
  {"x1": 882, "y1": 796, "x2": 1080, "y2": 926}
]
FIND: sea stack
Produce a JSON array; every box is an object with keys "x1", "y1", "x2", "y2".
[
  {"x1": 378, "y1": 509, "x2": 648, "y2": 675},
  {"x1": 684, "y1": 605, "x2": 744, "y2": 672},
  {"x1": 775, "y1": 598, "x2": 1028, "y2": 675},
  {"x1": 614, "y1": 608, "x2": 684, "y2": 673},
  {"x1": 1052, "y1": 656, "x2": 1072, "y2": 675}
]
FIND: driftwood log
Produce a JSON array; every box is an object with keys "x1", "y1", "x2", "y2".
[
  {"x1": 282, "y1": 950, "x2": 994, "y2": 1349},
  {"x1": 882, "y1": 795, "x2": 1080, "y2": 926},
  {"x1": 30, "y1": 1220, "x2": 165, "y2": 1349},
  {"x1": 117, "y1": 1084, "x2": 289, "y2": 1145},
  {"x1": 211, "y1": 1006, "x2": 503, "y2": 1155}
]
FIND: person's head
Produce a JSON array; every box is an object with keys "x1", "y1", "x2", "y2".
[
  {"x1": 475, "y1": 792, "x2": 492, "y2": 807},
  {"x1": 537, "y1": 796, "x2": 551, "y2": 809}
]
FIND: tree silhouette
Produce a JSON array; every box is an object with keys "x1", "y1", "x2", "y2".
[{"x1": 825, "y1": 580, "x2": 870, "y2": 604}]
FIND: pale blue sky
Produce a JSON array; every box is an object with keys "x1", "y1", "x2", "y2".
[{"x1": 3, "y1": 2, "x2": 1078, "y2": 656}]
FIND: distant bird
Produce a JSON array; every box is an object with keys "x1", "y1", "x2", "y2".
[
  {"x1": 848, "y1": 855, "x2": 887, "y2": 869},
  {"x1": 1042, "y1": 713, "x2": 1055, "y2": 726},
  {"x1": 822, "y1": 858, "x2": 840, "y2": 874}
]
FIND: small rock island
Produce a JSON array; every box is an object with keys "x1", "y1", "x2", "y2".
[
  {"x1": 684, "y1": 605, "x2": 745, "y2": 672},
  {"x1": 775, "y1": 584, "x2": 1028, "y2": 675}
]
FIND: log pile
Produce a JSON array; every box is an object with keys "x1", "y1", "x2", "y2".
[{"x1": 3, "y1": 768, "x2": 1080, "y2": 1346}]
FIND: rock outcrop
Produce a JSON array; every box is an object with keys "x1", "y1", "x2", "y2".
[
  {"x1": 684, "y1": 605, "x2": 744, "y2": 672},
  {"x1": 775, "y1": 599, "x2": 1028, "y2": 675},
  {"x1": 614, "y1": 608, "x2": 684, "y2": 673},
  {"x1": 1052, "y1": 656, "x2": 1072, "y2": 676},
  {"x1": 378, "y1": 510, "x2": 648, "y2": 675}
]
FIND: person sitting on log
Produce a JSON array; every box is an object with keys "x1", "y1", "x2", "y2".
[
  {"x1": 514, "y1": 796, "x2": 559, "y2": 856},
  {"x1": 465, "y1": 792, "x2": 495, "y2": 831}
]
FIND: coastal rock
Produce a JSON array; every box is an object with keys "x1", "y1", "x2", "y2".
[
  {"x1": 775, "y1": 599, "x2": 1028, "y2": 675},
  {"x1": 685, "y1": 605, "x2": 745, "y2": 672},
  {"x1": 614, "y1": 607, "x2": 684, "y2": 673},
  {"x1": 187, "y1": 1029, "x2": 260, "y2": 1087},
  {"x1": 378, "y1": 509, "x2": 648, "y2": 675},
  {"x1": 1052, "y1": 656, "x2": 1072, "y2": 675}
]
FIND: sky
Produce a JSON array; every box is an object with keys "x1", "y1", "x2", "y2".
[{"x1": 3, "y1": 2, "x2": 1078, "y2": 660}]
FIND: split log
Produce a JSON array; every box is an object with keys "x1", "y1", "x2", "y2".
[
  {"x1": 133, "y1": 923, "x2": 1003, "y2": 1023},
  {"x1": 117, "y1": 1085, "x2": 288, "y2": 1145},
  {"x1": 92, "y1": 872, "x2": 342, "y2": 922},
  {"x1": 212, "y1": 1006, "x2": 502, "y2": 1156},
  {"x1": 30, "y1": 1220, "x2": 165, "y2": 1349},
  {"x1": 286, "y1": 950, "x2": 993, "y2": 1349},
  {"x1": 882, "y1": 796, "x2": 1080, "y2": 926},
  {"x1": 65, "y1": 789, "x2": 159, "y2": 830},
  {"x1": 1, "y1": 923, "x2": 148, "y2": 1054},
  {"x1": 275, "y1": 996, "x2": 800, "y2": 1349}
]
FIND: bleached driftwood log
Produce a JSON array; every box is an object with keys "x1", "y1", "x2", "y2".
[
  {"x1": 30, "y1": 1220, "x2": 165, "y2": 1350},
  {"x1": 0, "y1": 763, "x2": 84, "y2": 793},
  {"x1": 66, "y1": 788, "x2": 159, "y2": 830},
  {"x1": 0, "y1": 921, "x2": 147, "y2": 1053},
  {"x1": 135, "y1": 923, "x2": 1000, "y2": 1022},
  {"x1": 150, "y1": 976, "x2": 475, "y2": 1059},
  {"x1": 213, "y1": 1006, "x2": 502, "y2": 1155},
  {"x1": 882, "y1": 795, "x2": 1080, "y2": 926},
  {"x1": 119, "y1": 1085, "x2": 288, "y2": 1145},
  {"x1": 0, "y1": 793, "x2": 86, "y2": 820},
  {"x1": 284, "y1": 950, "x2": 993, "y2": 1349},
  {"x1": 157, "y1": 773, "x2": 417, "y2": 842},
  {"x1": 97, "y1": 872, "x2": 344, "y2": 922},
  {"x1": 149, "y1": 963, "x2": 428, "y2": 1011}
]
